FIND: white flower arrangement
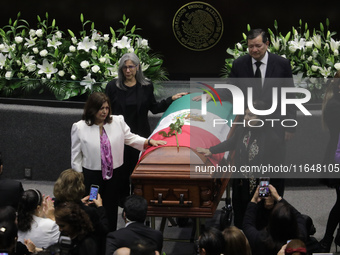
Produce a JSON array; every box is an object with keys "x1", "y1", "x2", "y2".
[
  {"x1": 222, "y1": 19, "x2": 340, "y2": 101},
  {"x1": 0, "y1": 12, "x2": 167, "y2": 100}
]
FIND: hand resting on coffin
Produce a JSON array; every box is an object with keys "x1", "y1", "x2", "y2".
[{"x1": 196, "y1": 147, "x2": 212, "y2": 157}]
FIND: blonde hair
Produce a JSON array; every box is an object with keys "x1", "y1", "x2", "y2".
[
  {"x1": 53, "y1": 169, "x2": 85, "y2": 202},
  {"x1": 222, "y1": 226, "x2": 252, "y2": 255}
]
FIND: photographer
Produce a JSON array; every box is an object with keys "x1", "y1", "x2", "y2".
[{"x1": 243, "y1": 184, "x2": 307, "y2": 255}]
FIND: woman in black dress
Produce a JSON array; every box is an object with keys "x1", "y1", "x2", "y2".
[
  {"x1": 105, "y1": 53, "x2": 187, "y2": 204},
  {"x1": 196, "y1": 100, "x2": 282, "y2": 228},
  {"x1": 319, "y1": 70, "x2": 340, "y2": 252}
]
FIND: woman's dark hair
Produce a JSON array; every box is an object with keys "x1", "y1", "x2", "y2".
[
  {"x1": 54, "y1": 202, "x2": 93, "y2": 240},
  {"x1": 82, "y1": 92, "x2": 112, "y2": 126},
  {"x1": 0, "y1": 220, "x2": 17, "y2": 251},
  {"x1": 198, "y1": 227, "x2": 225, "y2": 255},
  {"x1": 17, "y1": 189, "x2": 42, "y2": 232},
  {"x1": 264, "y1": 201, "x2": 300, "y2": 253}
]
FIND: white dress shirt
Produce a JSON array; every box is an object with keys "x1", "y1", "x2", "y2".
[{"x1": 252, "y1": 51, "x2": 268, "y2": 86}]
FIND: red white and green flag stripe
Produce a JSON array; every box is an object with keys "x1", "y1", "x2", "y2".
[{"x1": 139, "y1": 93, "x2": 235, "y2": 165}]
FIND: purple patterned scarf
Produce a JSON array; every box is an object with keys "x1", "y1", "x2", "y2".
[{"x1": 100, "y1": 128, "x2": 113, "y2": 180}]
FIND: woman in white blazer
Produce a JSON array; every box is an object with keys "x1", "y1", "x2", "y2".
[{"x1": 71, "y1": 92, "x2": 166, "y2": 231}]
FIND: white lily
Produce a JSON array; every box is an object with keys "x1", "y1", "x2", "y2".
[
  {"x1": 0, "y1": 53, "x2": 7, "y2": 68},
  {"x1": 22, "y1": 53, "x2": 36, "y2": 66},
  {"x1": 330, "y1": 38, "x2": 339, "y2": 53},
  {"x1": 288, "y1": 38, "x2": 305, "y2": 51},
  {"x1": 141, "y1": 63, "x2": 149, "y2": 72},
  {"x1": 0, "y1": 43, "x2": 10, "y2": 53},
  {"x1": 37, "y1": 59, "x2": 58, "y2": 79},
  {"x1": 91, "y1": 30, "x2": 101, "y2": 41},
  {"x1": 106, "y1": 63, "x2": 119, "y2": 77},
  {"x1": 312, "y1": 35, "x2": 322, "y2": 49},
  {"x1": 27, "y1": 64, "x2": 36, "y2": 72},
  {"x1": 318, "y1": 66, "x2": 332, "y2": 78},
  {"x1": 77, "y1": 36, "x2": 97, "y2": 52},
  {"x1": 24, "y1": 37, "x2": 36, "y2": 48},
  {"x1": 47, "y1": 35, "x2": 62, "y2": 49},
  {"x1": 135, "y1": 38, "x2": 148, "y2": 48},
  {"x1": 80, "y1": 73, "x2": 95, "y2": 90},
  {"x1": 271, "y1": 36, "x2": 281, "y2": 51},
  {"x1": 334, "y1": 63, "x2": 340, "y2": 70},
  {"x1": 113, "y1": 36, "x2": 131, "y2": 49}
]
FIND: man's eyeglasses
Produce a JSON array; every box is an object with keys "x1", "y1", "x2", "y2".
[{"x1": 122, "y1": 65, "x2": 137, "y2": 71}]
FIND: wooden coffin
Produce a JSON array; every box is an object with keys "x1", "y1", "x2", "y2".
[{"x1": 131, "y1": 146, "x2": 230, "y2": 218}]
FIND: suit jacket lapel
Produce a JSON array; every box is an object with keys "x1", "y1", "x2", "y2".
[
  {"x1": 266, "y1": 53, "x2": 275, "y2": 77},
  {"x1": 263, "y1": 52, "x2": 274, "y2": 91}
]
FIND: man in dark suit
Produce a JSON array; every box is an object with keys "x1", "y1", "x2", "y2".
[
  {"x1": 105, "y1": 195, "x2": 163, "y2": 255},
  {"x1": 193, "y1": 29, "x2": 296, "y2": 229},
  {"x1": 0, "y1": 153, "x2": 24, "y2": 210},
  {"x1": 228, "y1": 28, "x2": 296, "y2": 142},
  {"x1": 228, "y1": 29, "x2": 297, "y2": 228}
]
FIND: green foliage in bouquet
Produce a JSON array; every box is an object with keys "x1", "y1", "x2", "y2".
[
  {"x1": 222, "y1": 19, "x2": 340, "y2": 101},
  {"x1": 0, "y1": 12, "x2": 168, "y2": 100},
  {"x1": 158, "y1": 118, "x2": 184, "y2": 152}
]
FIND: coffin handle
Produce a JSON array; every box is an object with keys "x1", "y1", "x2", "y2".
[
  {"x1": 179, "y1": 194, "x2": 184, "y2": 205},
  {"x1": 158, "y1": 193, "x2": 163, "y2": 204}
]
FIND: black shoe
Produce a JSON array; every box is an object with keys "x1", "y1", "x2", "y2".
[
  {"x1": 319, "y1": 236, "x2": 334, "y2": 253},
  {"x1": 335, "y1": 228, "x2": 340, "y2": 246}
]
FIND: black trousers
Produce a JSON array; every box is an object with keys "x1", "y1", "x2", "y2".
[{"x1": 83, "y1": 167, "x2": 126, "y2": 231}]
